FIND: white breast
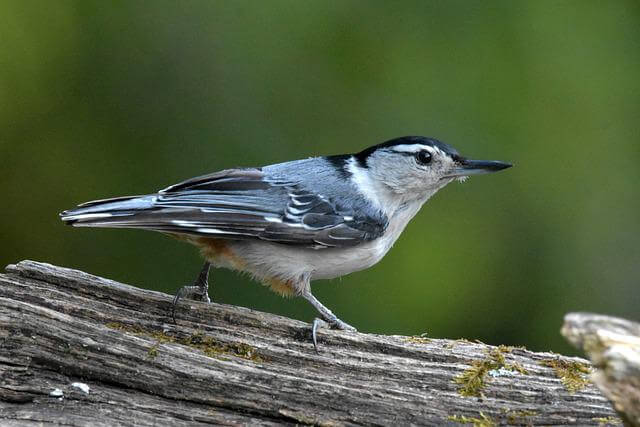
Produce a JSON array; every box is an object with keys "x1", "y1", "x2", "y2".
[{"x1": 223, "y1": 200, "x2": 425, "y2": 285}]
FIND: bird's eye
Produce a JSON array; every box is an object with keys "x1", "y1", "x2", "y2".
[{"x1": 415, "y1": 150, "x2": 432, "y2": 165}]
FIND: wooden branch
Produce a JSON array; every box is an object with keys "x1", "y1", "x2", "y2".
[
  {"x1": 562, "y1": 313, "x2": 640, "y2": 426},
  {"x1": 0, "y1": 261, "x2": 622, "y2": 426}
]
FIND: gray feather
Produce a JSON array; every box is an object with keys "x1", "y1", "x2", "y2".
[{"x1": 60, "y1": 160, "x2": 388, "y2": 249}]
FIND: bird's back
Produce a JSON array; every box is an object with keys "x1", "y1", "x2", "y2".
[{"x1": 61, "y1": 155, "x2": 389, "y2": 250}]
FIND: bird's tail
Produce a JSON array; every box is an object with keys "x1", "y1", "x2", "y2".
[{"x1": 60, "y1": 195, "x2": 157, "y2": 228}]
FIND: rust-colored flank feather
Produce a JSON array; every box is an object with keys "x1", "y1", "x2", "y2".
[{"x1": 194, "y1": 237, "x2": 296, "y2": 297}]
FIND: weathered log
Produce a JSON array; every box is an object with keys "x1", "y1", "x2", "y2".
[
  {"x1": 0, "y1": 261, "x2": 622, "y2": 426},
  {"x1": 562, "y1": 312, "x2": 640, "y2": 426}
]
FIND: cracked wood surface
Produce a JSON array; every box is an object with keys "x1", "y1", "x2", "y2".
[
  {"x1": 0, "y1": 260, "x2": 622, "y2": 426},
  {"x1": 563, "y1": 313, "x2": 640, "y2": 426}
]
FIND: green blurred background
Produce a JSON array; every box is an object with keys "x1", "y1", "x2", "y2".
[{"x1": 2, "y1": 1, "x2": 638, "y2": 355}]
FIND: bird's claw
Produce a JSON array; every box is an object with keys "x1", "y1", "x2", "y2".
[
  {"x1": 311, "y1": 317, "x2": 357, "y2": 353},
  {"x1": 171, "y1": 262, "x2": 211, "y2": 323},
  {"x1": 171, "y1": 285, "x2": 211, "y2": 323}
]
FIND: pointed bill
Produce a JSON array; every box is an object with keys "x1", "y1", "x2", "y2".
[{"x1": 446, "y1": 159, "x2": 512, "y2": 178}]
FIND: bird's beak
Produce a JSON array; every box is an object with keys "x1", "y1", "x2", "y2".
[{"x1": 445, "y1": 158, "x2": 512, "y2": 178}]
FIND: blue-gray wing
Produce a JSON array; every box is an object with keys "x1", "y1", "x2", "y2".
[{"x1": 61, "y1": 168, "x2": 387, "y2": 249}]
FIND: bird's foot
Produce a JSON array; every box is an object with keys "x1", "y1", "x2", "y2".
[
  {"x1": 171, "y1": 262, "x2": 211, "y2": 323},
  {"x1": 311, "y1": 317, "x2": 357, "y2": 352}
]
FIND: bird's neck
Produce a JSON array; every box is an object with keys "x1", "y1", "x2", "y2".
[
  {"x1": 346, "y1": 157, "x2": 401, "y2": 216},
  {"x1": 346, "y1": 156, "x2": 442, "y2": 218}
]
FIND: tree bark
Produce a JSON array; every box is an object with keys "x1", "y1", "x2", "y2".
[
  {"x1": 562, "y1": 313, "x2": 640, "y2": 426},
  {"x1": 0, "y1": 261, "x2": 622, "y2": 426}
]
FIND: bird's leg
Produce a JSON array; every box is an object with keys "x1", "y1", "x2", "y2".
[
  {"x1": 300, "y1": 288, "x2": 356, "y2": 351},
  {"x1": 171, "y1": 261, "x2": 211, "y2": 323}
]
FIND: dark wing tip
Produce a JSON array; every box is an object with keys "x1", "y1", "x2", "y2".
[
  {"x1": 161, "y1": 168, "x2": 265, "y2": 193},
  {"x1": 59, "y1": 210, "x2": 78, "y2": 225}
]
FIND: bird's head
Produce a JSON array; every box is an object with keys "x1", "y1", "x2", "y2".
[{"x1": 352, "y1": 136, "x2": 512, "y2": 206}]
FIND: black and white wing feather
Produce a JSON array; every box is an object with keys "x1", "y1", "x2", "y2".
[{"x1": 60, "y1": 167, "x2": 387, "y2": 249}]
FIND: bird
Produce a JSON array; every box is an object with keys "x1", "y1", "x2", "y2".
[{"x1": 60, "y1": 136, "x2": 512, "y2": 349}]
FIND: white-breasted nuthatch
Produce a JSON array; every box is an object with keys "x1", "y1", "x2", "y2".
[{"x1": 61, "y1": 136, "x2": 511, "y2": 349}]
